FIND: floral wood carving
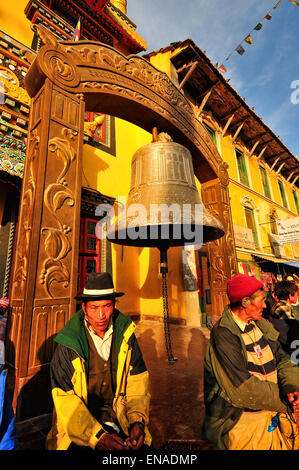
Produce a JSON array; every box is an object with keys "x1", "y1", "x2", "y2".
[
  {"x1": 13, "y1": 129, "x2": 40, "y2": 293},
  {"x1": 40, "y1": 127, "x2": 77, "y2": 298}
]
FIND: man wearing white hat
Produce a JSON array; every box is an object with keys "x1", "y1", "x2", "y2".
[{"x1": 46, "y1": 272, "x2": 151, "y2": 451}]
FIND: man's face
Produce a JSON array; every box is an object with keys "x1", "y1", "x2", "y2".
[
  {"x1": 243, "y1": 290, "x2": 266, "y2": 323},
  {"x1": 82, "y1": 299, "x2": 114, "y2": 338}
]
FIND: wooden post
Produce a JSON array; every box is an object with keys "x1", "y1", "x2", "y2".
[
  {"x1": 6, "y1": 79, "x2": 84, "y2": 420},
  {"x1": 201, "y1": 170, "x2": 238, "y2": 321}
]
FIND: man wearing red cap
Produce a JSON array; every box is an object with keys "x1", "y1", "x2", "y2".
[{"x1": 203, "y1": 273, "x2": 299, "y2": 450}]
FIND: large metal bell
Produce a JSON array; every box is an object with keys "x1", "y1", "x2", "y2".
[{"x1": 107, "y1": 134, "x2": 224, "y2": 248}]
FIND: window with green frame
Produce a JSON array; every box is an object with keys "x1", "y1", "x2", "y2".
[
  {"x1": 203, "y1": 122, "x2": 217, "y2": 145},
  {"x1": 293, "y1": 190, "x2": 299, "y2": 215},
  {"x1": 278, "y1": 180, "x2": 288, "y2": 208},
  {"x1": 235, "y1": 149, "x2": 249, "y2": 186},
  {"x1": 259, "y1": 166, "x2": 271, "y2": 199},
  {"x1": 269, "y1": 216, "x2": 277, "y2": 234},
  {"x1": 244, "y1": 207, "x2": 259, "y2": 249}
]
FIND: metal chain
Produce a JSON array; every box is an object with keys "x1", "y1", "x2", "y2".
[{"x1": 162, "y1": 272, "x2": 177, "y2": 363}]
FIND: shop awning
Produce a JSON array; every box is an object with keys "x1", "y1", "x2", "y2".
[
  {"x1": 283, "y1": 261, "x2": 299, "y2": 268},
  {"x1": 253, "y1": 254, "x2": 299, "y2": 268}
]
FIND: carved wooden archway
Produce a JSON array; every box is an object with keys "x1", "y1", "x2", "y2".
[{"x1": 7, "y1": 25, "x2": 237, "y2": 418}]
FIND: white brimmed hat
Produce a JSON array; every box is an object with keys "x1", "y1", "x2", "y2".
[{"x1": 75, "y1": 272, "x2": 124, "y2": 301}]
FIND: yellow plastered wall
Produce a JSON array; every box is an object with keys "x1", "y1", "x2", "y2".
[
  {"x1": 0, "y1": 0, "x2": 33, "y2": 47},
  {"x1": 285, "y1": 182, "x2": 296, "y2": 213},
  {"x1": 220, "y1": 136, "x2": 239, "y2": 181},
  {"x1": 148, "y1": 51, "x2": 173, "y2": 79},
  {"x1": 148, "y1": 46, "x2": 187, "y2": 87},
  {"x1": 220, "y1": 131, "x2": 299, "y2": 260}
]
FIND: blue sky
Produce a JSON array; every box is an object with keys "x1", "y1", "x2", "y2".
[{"x1": 127, "y1": 0, "x2": 299, "y2": 158}]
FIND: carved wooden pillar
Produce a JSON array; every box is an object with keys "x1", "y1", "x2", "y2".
[
  {"x1": 7, "y1": 78, "x2": 84, "y2": 419},
  {"x1": 201, "y1": 165, "x2": 238, "y2": 321}
]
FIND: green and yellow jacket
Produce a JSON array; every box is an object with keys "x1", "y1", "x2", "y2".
[
  {"x1": 203, "y1": 306, "x2": 299, "y2": 450},
  {"x1": 46, "y1": 309, "x2": 151, "y2": 450}
]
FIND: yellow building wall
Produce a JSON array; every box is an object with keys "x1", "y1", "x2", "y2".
[
  {"x1": 220, "y1": 136, "x2": 239, "y2": 181},
  {"x1": 221, "y1": 134, "x2": 298, "y2": 261},
  {"x1": 0, "y1": 0, "x2": 33, "y2": 47},
  {"x1": 148, "y1": 51, "x2": 173, "y2": 79}
]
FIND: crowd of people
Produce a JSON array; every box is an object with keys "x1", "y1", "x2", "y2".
[{"x1": 1, "y1": 270, "x2": 299, "y2": 451}]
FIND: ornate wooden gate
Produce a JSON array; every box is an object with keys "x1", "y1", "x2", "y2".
[{"x1": 7, "y1": 25, "x2": 237, "y2": 418}]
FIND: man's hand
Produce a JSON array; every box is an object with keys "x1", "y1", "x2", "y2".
[
  {"x1": 127, "y1": 423, "x2": 145, "y2": 451},
  {"x1": 96, "y1": 432, "x2": 129, "y2": 451}
]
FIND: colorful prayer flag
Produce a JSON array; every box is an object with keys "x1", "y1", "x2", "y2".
[
  {"x1": 254, "y1": 23, "x2": 263, "y2": 31},
  {"x1": 225, "y1": 52, "x2": 233, "y2": 61},
  {"x1": 244, "y1": 34, "x2": 253, "y2": 45},
  {"x1": 72, "y1": 17, "x2": 81, "y2": 41},
  {"x1": 235, "y1": 44, "x2": 245, "y2": 55},
  {"x1": 289, "y1": 0, "x2": 299, "y2": 5},
  {"x1": 218, "y1": 64, "x2": 227, "y2": 73},
  {"x1": 264, "y1": 13, "x2": 272, "y2": 20},
  {"x1": 273, "y1": 1, "x2": 281, "y2": 8}
]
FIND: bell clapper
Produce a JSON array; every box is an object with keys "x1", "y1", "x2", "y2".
[
  {"x1": 159, "y1": 246, "x2": 178, "y2": 364},
  {"x1": 152, "y1": 126, "x2": 159, "y2": 142}
]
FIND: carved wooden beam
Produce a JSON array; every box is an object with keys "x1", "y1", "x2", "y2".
[
  {"x1": 256, "y1": 145, "x2": 268, "y2": 161},
  {"x1": 266, "y1": 151, "x2": 286, "y2": 162},
  {"x1": 269, "y1": 157, "x2": 280, "y2": 172},
  {"x1": 232, "y1": 120, "x2": 247, "y2": 143},
  {"x1": 196, "y1": 89, "x2": 213, "y2": 117},
  {"x1": 287, "y1": 171, "x2": 296, "y2": 182},
  {"x1": 246, "y1": 131, "x2": 267, "y2": 144},
  {"x1": 196, "y1": 80, "x2": 219, "y2": 101},
  {"x1": 220, "y1": 106, "x2": 241, "y2": 123},
  {"x1": 179, "y1": 61, "x2": 198, "y2": 90},
  {"x1": 275, "y1": 162, "x2": 286, "y2": 176},
  {"x1": 220, "y1": 113, "x2": 235, "y2": 137},
  {"x1": 248, "y1": 140, "x2": 260, "y2": 158},
  {"x1": 259, "y1": 137, "x2": 273, "y2": 146},
  {"x1": 291, "y1": 175, "x2": 299, "y2": 187},
  {"x1": 287, "y1": 170, "x2": 299, "y2": 182}
]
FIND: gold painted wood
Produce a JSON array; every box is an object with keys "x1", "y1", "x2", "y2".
[{"x1": 8, "y1": 78, "x2": 84, "y2": 417}]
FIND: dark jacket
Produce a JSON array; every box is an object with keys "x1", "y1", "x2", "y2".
[
  {"x1": 203, "y1": 306, "x2": 299, "y2": 450},
  {"x1": 46, "y1": 309, "x2": 151, "y2": 450},
  {"x1": 269, "y1": 301, "x2": 299, "y2": 358}
]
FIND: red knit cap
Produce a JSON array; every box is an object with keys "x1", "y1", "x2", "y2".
[{"x1": 227, "y1": 274, "x2": 264, "y2": 303}]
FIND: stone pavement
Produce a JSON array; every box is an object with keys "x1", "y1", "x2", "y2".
[
  {"x1": 15, "y1": 415, "x2": 214, "y2": 451},
  {"x1": 15, "y1": 319, "x2": 214, "y2": 451}
]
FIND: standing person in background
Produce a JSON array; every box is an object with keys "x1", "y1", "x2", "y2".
[
  {"x1": 269, "y1": 280, "x2": 299, "y2": 358},
  {"x1": 0, "y1": 297, "x2": 9, "y2": 365},
  {"x1": 271, "y1": 280, "x2": 298, "y2": 320},
  {"x1": 204, "y1": 273, "x2": 299, "y2": 450}
]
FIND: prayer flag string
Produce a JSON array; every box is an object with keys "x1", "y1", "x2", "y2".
[
  {"x1": 218, "y1": 0, "x2": 282, "y2": 73},
  {"x1": 71, "y1": 16, "x2": 81, "y2": 42}
]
